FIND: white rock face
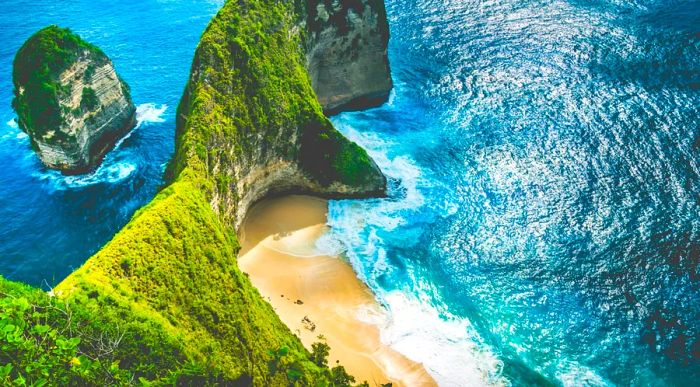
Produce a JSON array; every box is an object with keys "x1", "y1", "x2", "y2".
[
  {"x1": 27, "y1": 51, "x2": 135, "y2": 174},
  {"x1": 305, "y1": 0, "x2": 393, "y2": 114}
]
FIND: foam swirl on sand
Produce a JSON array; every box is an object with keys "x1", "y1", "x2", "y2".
[{"x1": 238, "y1": 196, "x2": 436, "y2": 386}]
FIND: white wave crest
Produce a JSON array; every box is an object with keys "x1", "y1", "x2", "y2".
[
  {"x1": 135, "y1": 103, "x2": 167, "y2": 127},
  {"x1": 331, "y1": 125, "x2": 428, "y2": 230},
  {"x1": 36, "y1": 162, "x2": 137, "y2": 190},
  {"x1": 380, "y1": 292, "x2": 508, "y2": 386},
  {"x1": 109, "y1": 102, "x2": 168, "y2": 151},
  {"x1": 7, "y1": 118, "x2": 18, "y2": 129}
]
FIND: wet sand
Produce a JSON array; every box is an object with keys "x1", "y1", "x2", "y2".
[{"x1": 238, "y1": 195, "x2": 436, "y2": 387}]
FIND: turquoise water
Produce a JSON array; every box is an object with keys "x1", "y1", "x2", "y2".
[
  {"x1": 1, "y1": 0, "x2": 699, "y2": 385},
  {"x1": 327, "y1": 0, "x2": 700, "y2": 385}
]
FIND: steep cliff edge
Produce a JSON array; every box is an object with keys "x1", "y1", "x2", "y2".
[
  {"x1": 0, "y1": 0, "x2": 391, "y2": 384},
  {"x1": 12, "y1": 26, "x2": 136, "y2": 174},
  {"x1": 305, "y1": 0, "x2": 393, "y2": 114},
  {"x1": 169, "y1": 0, "x2": 388, "y2": 229}
]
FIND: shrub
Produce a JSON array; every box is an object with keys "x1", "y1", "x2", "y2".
[
  {"x1": 81, "y1": 87, "x2": 99, "y2": 111},
  {"x1": 311, "y1": 335, "x2": 331, "y2": 367}
]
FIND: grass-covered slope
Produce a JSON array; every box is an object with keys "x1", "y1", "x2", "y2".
[
  {"x1": 2, "y1": 182, "x2": 346, "y2": 385},
  {"x1": 1, "y1": 0, "x2": 388, "y2": 385},
  {"x1": 55, "y1": 181, "x2": 331, "y2": 384},
  {"x1": 12, "y1": 26, "x2": 108, "y2": 143}
]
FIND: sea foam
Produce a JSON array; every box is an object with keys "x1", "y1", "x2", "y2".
[
  {"x1": 135, "y1": 103, "x2": 167, "y2": 127},
  {"x1": 323, "y1": 123, "x2": 507, "y2": 386},
  {"x1": 37, "y1": 162, "x2": 137, "y2": 191},
  {"x1": 111, "y1": 103, "x2": 169, "y2": 150},
  {"x1": 31, "y1": 102, "x2": 167, "y2": 190},
  {"x1": 380, "y1": 291, "x2": 507, "y2": 386}
]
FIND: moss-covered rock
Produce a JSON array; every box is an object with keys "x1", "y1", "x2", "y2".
[{"x1": 12, "y1": 25, "x2": 136, "y2": 174}]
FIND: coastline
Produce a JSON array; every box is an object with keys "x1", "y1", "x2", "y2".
[{"x1": 238, "y1": 195, "x2": 436, "y2": 386}]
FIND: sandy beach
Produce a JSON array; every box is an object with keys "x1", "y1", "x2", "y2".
[{"x1": 238, "y1": 195, "x2": 436, "y2": 386}]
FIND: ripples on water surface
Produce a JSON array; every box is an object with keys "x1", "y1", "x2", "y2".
[
  {"x1": 0, "y1": 0, "x2": 698, "y2": 385},
  {"x1": 329, "y1": 0, "x2": 700, "y2": 385}
]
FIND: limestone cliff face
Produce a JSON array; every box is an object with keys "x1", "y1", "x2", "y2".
[
  {"x1": 27, "y1": 58, "x2": 136, "y2": 173},
  {"x1": 305, "y1": 0, "x2": 393, "y2": 114},
  {"x1": 171, "y1": 0, "x2": 390, "y2": 229},
  {"x1": 13, "y1": 26, "x2": 136, "y2": 174}
]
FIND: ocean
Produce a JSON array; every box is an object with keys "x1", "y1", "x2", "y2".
[{"x1": 1, "y1": 0, "x2": 699, "y2": 385}]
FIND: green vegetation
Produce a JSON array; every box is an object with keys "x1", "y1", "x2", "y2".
[
  {"x1": 1, "y1": 181, "x2": 365, "y2": 385},
  {"x1": 0, "y1": 278, "x2": 141, "y2": 385},
  {"x1": 12, "y1": 25, "x2": 107, "y2": 144},
  {"x1": 84, "y1": 64, "x2": 96, "y2": 82},
  {"x1": 311, "y1": 336, "x2": 331, "y2": 367},
  {"x1": 80, "y1": 87, "x2": 99, "y2": 111},
  {"x1": 299, "y1": 120, "x2": 379, "y2": 187},
  {"x1": 2, "y1": 0, "x2": 387, "y2": 385},
  {"x1": 170, "y1": 0, "x2": 384, "y2": 225},
  {"x1": 56, "y1": 180, "x2": 333, "y2": 384},
  {"x1": 330, "y1": 366, "x2": 356, "y2": 386}
]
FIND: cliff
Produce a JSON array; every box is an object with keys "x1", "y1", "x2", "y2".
[
  {"x1": 169, "y1": 0, "x2": 388, "y2": 229},
  {"x1": 12, "y1": 26, "x2": 136, "y2": 174},
  {"x1": 0, "y1": 0, "x2": 391, "y2": 385},
  {"x1": 305, "y1": 0, "x2": 393, "y2": 114}
]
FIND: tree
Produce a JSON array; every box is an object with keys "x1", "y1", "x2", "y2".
[
  {"x1": 311, "y1": 335, "x2": 330, "y2": 367},
  {"x1": 330, "y1": 365, "x2": 355, "y2": 386}
]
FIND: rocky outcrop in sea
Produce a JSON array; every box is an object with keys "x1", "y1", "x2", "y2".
[{"x1": 12, "y1": 25, "x2": 136, "y2": 174}]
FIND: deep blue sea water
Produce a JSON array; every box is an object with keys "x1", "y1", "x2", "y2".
[
  {"x1": 0, "y1": 0, "x2": 222, "y2": 286},
  {"x1": 1, "y1": 0, "x2": 699, "y2": 385}
]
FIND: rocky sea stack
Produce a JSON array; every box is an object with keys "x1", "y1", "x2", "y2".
[{"x1": 12, "y1": 25, "x2": 136, "y2": 174}]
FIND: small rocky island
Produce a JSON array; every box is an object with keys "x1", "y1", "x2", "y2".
[{"x1": 12, "y1": 25, "x2": 136, "y2": 174}]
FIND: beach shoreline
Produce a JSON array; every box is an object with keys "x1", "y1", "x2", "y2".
[{"x1": 238, "y1": 195, "x2": 436, "y2": 386}]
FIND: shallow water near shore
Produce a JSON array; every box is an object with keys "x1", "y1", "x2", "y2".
[
  {"x1": 1, "y1": 0, "x2": 699, "y2": 385},
  {"x1": 238, "y1": 195, "x2": 436, "y2": 386}
]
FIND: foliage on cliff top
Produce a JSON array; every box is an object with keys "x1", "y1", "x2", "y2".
[
  {"x1": 12, "y1": 26, "x2": 109, "y2": 143},
  {"x1": 169, "y1": 0, "x2": 384, "y2": 225},
  {"x1": 0, "y1": 277, "x2": 147, "y2": 385}
]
